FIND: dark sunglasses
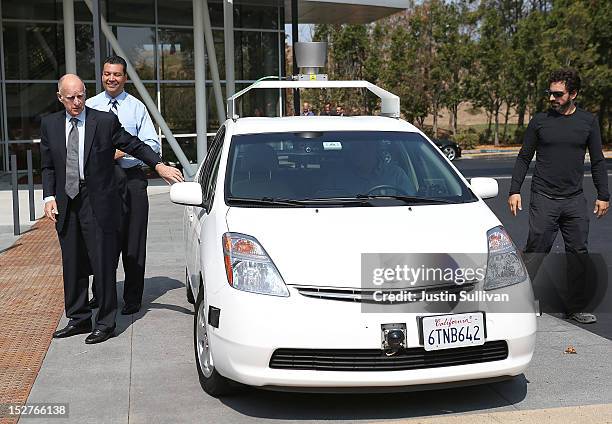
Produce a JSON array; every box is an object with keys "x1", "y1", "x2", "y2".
[{"x1": 545, "y1": 89, "x2": 566, "y2": 98}]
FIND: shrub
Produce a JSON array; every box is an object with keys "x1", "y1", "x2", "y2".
[{"x1": 454, "y1": 129, "x2": 479, "y2": 150}]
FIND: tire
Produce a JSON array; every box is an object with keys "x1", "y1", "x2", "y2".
[
  {"x1": 185, "y1": 268, "x2": 195, "y2": 304},
  {"x1": 442, "y1": 146, "x2": 457, "y2": 161},
  {"x1": 193, "y1": 285, "x2": 234, "y2": 397}
]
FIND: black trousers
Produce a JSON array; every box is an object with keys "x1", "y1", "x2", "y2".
[
  {"x1": 59, "y1": 184, "x2": 119, "y2": 331},
  {"x1": 92, "y1": 166, "x2": 149, "y2": 306},
  {"x1": 523, "y1": 191, "x2": 590, "y2": 313},
  {"x1": 120, "y1": 166, "x2": 149, "y2": 306}
]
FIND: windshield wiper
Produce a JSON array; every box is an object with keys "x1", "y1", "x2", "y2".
[
  {"x1": 354, "y1": 194, "x2": 459, "y2": 204},
  {"x1": 227, "y1": 196, "x2": 306, "y2": 207}
]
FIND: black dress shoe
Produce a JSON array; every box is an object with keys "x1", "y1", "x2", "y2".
[
  {"x1": 85, "y1": 327, "x2": 115, "y2": 344},
  {"x1": 121, "y1": 303, "x2": 141, "y2": 315},
  {"x1": 88, "y1": 297, "x2": 99, "y2": 309},
  {"x1": 53, "y1": 322, "x2": 92, "y2": 338}
]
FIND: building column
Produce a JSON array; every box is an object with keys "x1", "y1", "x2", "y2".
[
  {"x1": 63, "y1": 0, "x2": 77, "y2": 74},
  {"x1": 92, "y1": 0, "x2": 104, "y2": 94},
  {"x1": 203, "y1": 0, "x2": 226, "y2": 125},
  {"x1": 223, "y1": 0, "x2": 235, "y2": 104},
  {"x1": 193, "y1": 0, "x2": 208, "y2": 164}
]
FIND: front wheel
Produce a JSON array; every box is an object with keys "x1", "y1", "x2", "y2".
[
  {"x1": 194, "y1": 286, "x2": 234, "y2": 396},
  {"x1": 442, "y1": 146, "x2": 457, "y2": 161}
]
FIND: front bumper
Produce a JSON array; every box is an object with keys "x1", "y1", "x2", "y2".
[{"x1": 207, "y1": 286, "x2": 537, "y2": 390}]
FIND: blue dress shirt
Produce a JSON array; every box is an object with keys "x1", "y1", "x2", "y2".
[{"x1": 86, "y1": 90, "x2": 160, "y2": 168}]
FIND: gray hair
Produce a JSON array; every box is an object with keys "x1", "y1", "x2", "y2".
[{"x1": 57, "y1": 74, "x2": 86, "y2": 93}]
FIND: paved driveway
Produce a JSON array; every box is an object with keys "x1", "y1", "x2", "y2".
[{"x1": 22, "y1": 170, "x2": 612, "y2": 423}]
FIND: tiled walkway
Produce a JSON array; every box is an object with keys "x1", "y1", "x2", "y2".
[{"x1": 0, "y1": 220, "x2": 63, "y2": 424}]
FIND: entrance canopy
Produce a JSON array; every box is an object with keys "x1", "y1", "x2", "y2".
[{"x1": 284, "y1": 0, "x2": 407, "y2": 24}]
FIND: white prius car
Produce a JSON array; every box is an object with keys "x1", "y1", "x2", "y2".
[{"x1": 171, "y1": 80, "x2": 537, "y2": 396}]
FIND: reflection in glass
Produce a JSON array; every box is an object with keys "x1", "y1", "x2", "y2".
[
  {"x1": 158, "y1": 28, "x2": 195, "y2": 80},
  {"x1": 76, "y1": 25, "x2": 95, "y2": 81},
  {"x1": 162, "y1": 136, "x2": 196, "y2": 166},
  {"x1": 114, "y1": 26, "x2": 156, "y2": 80},
  {"x1": 3, "y1": 23, "x2": 62, "y2": 80},
  {"x1": 107, "y1": 0, "x2": 154, "y2": 25},
  {"x1": 6, "y1": 83, "x2": 62, "y2": 140},
  {"x1": 234, "y1": 3, "x2": 279, "y2": 29},
  {"x1": 235, "y1": 31, "x2": 279, "y2": 81},
  {"x1": 234, "y1": 84, "x2": 280, "y2": 118},
  {"x1": 160, "y1": 84, "x2": 196, "y2": 134},
  {"x1": 2, "y1": 0, "x2": 61, "y2": 21},
  {"x1": 157, "y1": 0, "x2": 192, "y2": 26}
]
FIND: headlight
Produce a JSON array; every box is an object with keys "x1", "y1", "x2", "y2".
[
  {"x1": 222, "y1": 233, "x2": 289, "y2": 297},
  {"x1": 483, "y1": 226, "x2": 528, "y2": 290}
]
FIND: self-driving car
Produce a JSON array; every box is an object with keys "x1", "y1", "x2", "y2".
[{"x1": 170, "y1": 78, "x2": 537, "y2": 396}]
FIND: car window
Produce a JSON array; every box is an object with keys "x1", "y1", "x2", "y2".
[
  {"x1": 224, "y1": 131, "x2": 476, "y2": 206},
  {"x1": 200, "y1": 127, "x2": 225, "y2": 210}
]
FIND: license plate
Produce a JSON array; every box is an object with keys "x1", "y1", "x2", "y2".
[{"x1": 421, "y1": 312, "x2": 485, "y2": 351}]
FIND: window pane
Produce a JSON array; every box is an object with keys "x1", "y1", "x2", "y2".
[
  {"x1": 6, "y1": 83, "x2": 62, "y2": 141},
  {"x1": 207, "y1": 2, "x2": 224, "y2": 27},
  {"x1": 233, "y1": 83, "x2": 280, "y2": 118},
  {"x1": 213, "y1": 30, "x2": 225, "y2": 81},
  {"x1": 107, "y1": 0, "x2": 154, "y2": 24},
  {"x1": 76, "y1": 24, "x2": 95, "y2": 81},
  {"x1": 160, "y1": 84, "x2": 195, "y2": 134},
  {"x1": 157, "y1": 0, "x2": 192, "y2": 26},
  {"x1": 3, "y1": 23, "x2": 63, "y2": 80},
  {"x1": 74, "y1": 0, "x2": 94, "y2": 22},
  {"x1": 158, "y1": 28, "x2": 194, "y2": 80},
  {"x1": 162, "y1": 136, "x2": 196, "y2": 166},
  {"x1": 114, "y1": 26, "x2": 156, "y2": 80},
  {"x1": 234, "y1": 3, "x2": 279, "y2": 30},
  {"x1": 123, "y1": 83, "x2": 157, "y2": 106},
  {"x1": 235, "y1": 31, "x2": 279, "y2": 80},
  {"x1": 2, "y1": 0, "x2": 61, "y2": 21}
]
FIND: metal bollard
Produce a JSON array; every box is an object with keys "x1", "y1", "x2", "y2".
[
  {"x1": 27, "y1": 149, "x2": 35, "y2": 221},
  {"x1": 10, "y1": 154, "x2": 20, "y2": 236}
]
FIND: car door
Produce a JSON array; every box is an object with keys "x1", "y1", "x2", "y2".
[
  {"x1": 191, "y1": 127, "x2": 225, "y2": 292},
  {"x1": 185, "y1": 162, "x2": 206, "y2": 289}
]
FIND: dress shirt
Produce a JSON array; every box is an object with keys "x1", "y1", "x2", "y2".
[
  {"x1": 86, "y1": 90, "x2": 160, "y2": 169},
  {"x1": 43, "y1": 109, "x2": 86, "y2": 203}
]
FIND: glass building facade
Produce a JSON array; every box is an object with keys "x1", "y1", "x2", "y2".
[{"x1": 0, "y1": 0, "x2": 285, "y2": 171}]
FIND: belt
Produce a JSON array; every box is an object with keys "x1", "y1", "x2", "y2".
[{"x1": 532, "y1": 189, "x2": 581, "y2": 200}]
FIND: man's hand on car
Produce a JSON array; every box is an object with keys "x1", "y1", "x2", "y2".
[{"x1": 155, "y1": 163, "x2": 184, "y2": 185}]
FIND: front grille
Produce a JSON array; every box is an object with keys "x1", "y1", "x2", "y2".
[
  {"x1": 292, "y1": 282, "x2": 476, "y2": 303},
  {"x1": 269, "y1": 341, "x2": 508, "y2": 371}
]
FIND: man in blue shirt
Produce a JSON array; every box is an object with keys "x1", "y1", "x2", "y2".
[{"x1": 86, "y1": 55, "x2": 160, "y2": 315}]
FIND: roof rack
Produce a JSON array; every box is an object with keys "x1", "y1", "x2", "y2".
[{"x1": 226, "y1": 78, "x2": 400, "y2": 120}]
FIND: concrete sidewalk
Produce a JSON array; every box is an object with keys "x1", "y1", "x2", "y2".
[{"x1": 11, "y1": 186, "x2": 611, "y2": 423}]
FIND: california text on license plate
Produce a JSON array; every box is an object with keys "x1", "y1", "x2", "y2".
[{"x1": 421, "y1": 312, "x2": 485, "y2": 351}]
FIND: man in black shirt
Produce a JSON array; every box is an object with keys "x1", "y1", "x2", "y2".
[{"x1": 508, "y1": 69, "x2": 609, "y2": 324}]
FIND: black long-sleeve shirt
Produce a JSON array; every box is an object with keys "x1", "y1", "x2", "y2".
[{"x1": 509, "y1": 107, "x2": 609, "y2": 201}]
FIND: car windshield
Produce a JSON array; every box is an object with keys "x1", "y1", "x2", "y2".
[{"x1": 225, "y1": 131, "x2": 477, "y2": 206}]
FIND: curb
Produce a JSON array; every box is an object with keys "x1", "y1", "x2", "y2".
[{"x1": 460, "y1": 151, "x2": 612, "y2": 160}]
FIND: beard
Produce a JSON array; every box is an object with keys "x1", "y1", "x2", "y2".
[{"x1": 551, "y1": 99, "x2": 573, "y2": 113}]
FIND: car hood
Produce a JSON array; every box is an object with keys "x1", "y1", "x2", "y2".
[{"x1": 225, "y1": 202, "x2": 500, "y2": 288}]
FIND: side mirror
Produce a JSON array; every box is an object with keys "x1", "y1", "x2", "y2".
[
  {"x1": 470, "y1": 177, "x2": 498, "y2": 199},
  {"x1": 170, "y1": 182, "x2": 203, "y2": 206}
]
